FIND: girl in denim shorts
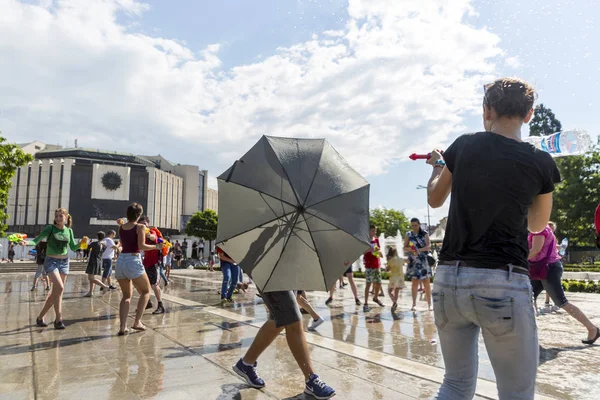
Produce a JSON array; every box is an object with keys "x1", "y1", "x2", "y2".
[
  {"x1": 25, "y1": 208, "x2": 79, "y2": 330},
  {"x1": 115, "y1": 202, "x2": 163, "y2": 336}
]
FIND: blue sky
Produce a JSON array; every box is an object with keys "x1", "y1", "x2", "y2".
[
  {"x1": 1, "y1": 0, "x2": 598, "y2": 225},
  {"x1": 136, "y1": 0, "x2": 600, "y2": 223}
]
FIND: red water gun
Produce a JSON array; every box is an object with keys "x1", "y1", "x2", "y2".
[{"x1": 409, "y1": 150, "x2": 444, "y2": 160}]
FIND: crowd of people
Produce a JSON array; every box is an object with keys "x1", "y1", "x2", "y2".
[{"x1": 19, "y1": 76, "x2": 600, "y2": 400}]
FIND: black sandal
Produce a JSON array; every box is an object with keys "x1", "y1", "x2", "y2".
[
  {"x1": 36, "y1": 318, "x2": 48, "y2": 327},
  {"x1": 582, "y1": 327, "x2": 600, "y2": 345}
]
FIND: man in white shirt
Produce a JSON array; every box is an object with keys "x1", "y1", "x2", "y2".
[{"x1": 101, "y1": 230, "x2": 118, "y2": 290}]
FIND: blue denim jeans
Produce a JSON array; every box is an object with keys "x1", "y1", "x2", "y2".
[
  {"x1": 433, "y1": 264, "x2": 538, "y2": 400},
  {"x1": 159, "y1": 264, "x2": 169, "y2": 284},
  {"x1": 220, "y1": 262, "x2": 239, "y2": 299}
]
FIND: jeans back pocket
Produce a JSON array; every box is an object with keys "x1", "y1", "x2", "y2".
[
  {"x1": 471, "y1": 295, "x2": 514, "y2": 337},
  {"x1": 432, "y1": 292, "x2": 449, "y2": 330}
]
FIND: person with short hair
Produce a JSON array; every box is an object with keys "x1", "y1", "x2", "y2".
[
  {"x1": 31, "y1": 237, "x2": 50, "y2": 291},
  {"x1": 83, "y1": 231, "x2": 110, "y2": 297},
  {"x1": 115, "y1": 203, "x2": 163, "y2": 335},
  {"x1": 138, "y1": 215, "x2": 166, "y2": 314},
  {"x1": 363, "y1": 225, "x2": 384, "y2": 312},
  {"x1": 427, "y1": 77, "x2": 560, "y2": 398},
  {"x1": 101, "y1": 230, "x2": 118, "y2": 291}
]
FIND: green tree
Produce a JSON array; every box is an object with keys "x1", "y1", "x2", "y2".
[
  {"x1": 551, "y1": 139, "x2": 600, "y2": 247},
  {"x1": 185, "y1": 209, "x2": 218, "y2": 240},
  {"x1": 369, "y1": 208, "x2": 410, "y2": 238},
  {"x1": 529, "y1": 104, "x2": 562, "y2": 136},
  {"x1": 0, "y1": 132, "x2": 33, "y2": 235}
]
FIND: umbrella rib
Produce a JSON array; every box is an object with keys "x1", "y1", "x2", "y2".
[
  {"x1": 304, "y1": 184, "x2": 369, "y2": 209},
  {"x1": 270, "y1": 143, "x2": 301, "y2": 206},
  {"x1": 301, "y1": 140, "x2": 325, "y2": 207},
  {"x1": 303, "y1": 213, "x2": 328, "y2": 292},
  {"x1": 218, "y1": 179, "x2": 297, "y2": 209},
  {"x1": 217, "y1": 212, "x2": 296, "y2": 244},
  {"x1": 262, "y1": 212, "x2": 301, "y2": 291},
  {"x1": 259, "y1": 192, "x2": 286, "y2": 220}
]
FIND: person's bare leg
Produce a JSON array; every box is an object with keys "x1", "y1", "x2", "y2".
[
  {"x1": 92, "y1": 277, "x2": 108, "y2": 288},
  {"x1": 152, "y1": 284, "x2": 162, "y2": 302},
  {"x1": 411, "y1": 279, "x2": 418, "y2": 309},
  {"x1": 85, "y1": 274, "x2": 95, "y2": 296},
  {"x1": 373, "y1": 283, "x2": 382, "y2": 302},
  {"x1": 423, "y1": 279, "x2": 432, "y2": 310},
  {"x1": 285, "y1": 321, "x2": 315, "y2": 380},
  {"x1": 297, "y1": 294, "x2": 320, "y2": 320},
  {"x1": 118, "y1": 279, "x2": 132, "y2": 333},
  {"x1": 131, "y1": 274, "x2": 151, "y2": 329},
  {"x1": 364, "y1": 282, "x2": 372, "y2": 306},
  {"x1": 243, "y1": 320, "x2": 284, "y2": 364},
  {"x1": 328, "y1": 285, "x2": 335, "y2": 300},
  {"x1": 38, "y1": 271, "x2": 63, "y2": 321},
  {"x1": 346, "y1": 273, "x2": 359, "y2": 300},
  {"x1": 562, "y1": 303, "x2": 599, "y2": 340}
]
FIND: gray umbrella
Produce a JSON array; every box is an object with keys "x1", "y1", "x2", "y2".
[{"x1": 216, "y1": 136, "x2": 371, "y2": 292}]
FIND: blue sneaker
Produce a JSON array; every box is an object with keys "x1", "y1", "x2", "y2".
[
  {"x1": 305, "y1": 374, "x2": 336, "y2": 399},
  {"x1": 233, "y1": 358, "x2": 265, "y2": 388}
]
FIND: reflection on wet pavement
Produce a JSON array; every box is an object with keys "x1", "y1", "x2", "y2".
[{"x1": 0, "y1": 270, "x2": 598, "y2": 399}]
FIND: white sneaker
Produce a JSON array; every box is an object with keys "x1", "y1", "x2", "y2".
[
  {"x1": 551, "y1": 305, "x2": 561, "y2": 313},
  {"x1": 308, "y1": 317, "x2": 324, "y2": 331},
  {"x1": 539, "y1": 304, "x2": 553, "y2": 314}
]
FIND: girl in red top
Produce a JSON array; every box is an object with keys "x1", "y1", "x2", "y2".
[{"x1": 115, "y1": 203, "x2": 163, "y2": 335}]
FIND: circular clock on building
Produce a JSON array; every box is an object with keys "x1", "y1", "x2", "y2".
[{"x1": 101, "y1": 171, "x2": 123, "y2": 191}]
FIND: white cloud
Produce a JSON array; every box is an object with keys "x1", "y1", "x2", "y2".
[
  {"x1": 505, "y1": 56, "x2": 522, "y2": 68},
  {"x1": 0, "y1": 0, "x2": 505, "y2": 180}
]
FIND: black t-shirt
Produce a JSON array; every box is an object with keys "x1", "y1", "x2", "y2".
[{"x1": 439, "y1": 132, "x2": 561, "y2": 268}]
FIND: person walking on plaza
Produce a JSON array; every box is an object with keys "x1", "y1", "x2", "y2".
[
  {"x1": 326, "y1": 261, "x2": 361, "y2": 306},
  {"x1": 529, "y1": 221, "x2": 599, "y2": 344},
  {"x1": 100, "y1": 230, "x2": 118, "y2": 291},
  {"x1": 427, "y1": 77, "x2": 560, "y2": 399},
  {"x1": 404, "y1": 218, "x2": 433, "y2": 311},
  {"x1": 233, "y1": 288, "x2": 336, "y2": 399},
  {"x1": 31, "y1": 238, "x2": 50, "y2": 291},
  {"x1": 115, "y1": 203, "x2": 163, "y2": 335},
  {"x1": 199, "y1": 239, "x2": 205, "y2": 260},
  {"x1": 138, "y1": 216, "x2": 166, "y2": 314},
  {"x1": 363, "y1": 225, "x2": 384, "y2": 312},
  {"x1": 83, "y1": 231, "x2": 110, "y2": 297},
  {"x1": 217, "y1": 246, "x2": 239, "y2": 305},
  {"x1": 386, "y1": 247, "x2": 405, "y2": 313},
  {"x1": 25, "y1": 208, "x2": 80, "y2": 329},
  {"x1": 296, "y1": 291, "x2": 325, "y2": 331}
]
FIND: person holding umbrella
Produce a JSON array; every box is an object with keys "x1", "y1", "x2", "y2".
[
  {"x1": 220, "y1": 136, "x2": 372, "y2": 399},
  {"x1": 233, "y1": 288, "x2": 335, "y2": 398}
]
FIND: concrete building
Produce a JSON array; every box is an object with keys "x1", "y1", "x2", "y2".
[{"x1": 7, "y1": 142, "x2": 217, "y2": 237}]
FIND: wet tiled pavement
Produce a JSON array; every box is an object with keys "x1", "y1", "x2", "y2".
[{"x1": 0, "y1": 269, "x2": 598, "y2": 399}]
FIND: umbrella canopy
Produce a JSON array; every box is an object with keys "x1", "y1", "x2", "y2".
[{"x1": 216, "y1": 136, "x2": 371, "y2": 292}]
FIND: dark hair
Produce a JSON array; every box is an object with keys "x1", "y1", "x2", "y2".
[
  {"x1": 107, "y1": 230, "x2": 116, "y2": 237},
  {"x1": 138, "y1": 215, "x2": 149, "y2": 224},
  {"x1": 483, "y1": 77, "x2": 537, "y2": 119},
  {"x1": 126, "y1": 203, "x2": 143, "y2": 221},
  {"x1": 410, "y1": 218, "x2": 427, "y2": 236},
  {"x1": 369, "y1": 224, "x2": 376, "y2": 230},
  {"x1": 97, "y1": 231, "x2": 106, "y2": 241},
  {"x1": 386, "y1": 247, "x2": 397, "y2": 259}
]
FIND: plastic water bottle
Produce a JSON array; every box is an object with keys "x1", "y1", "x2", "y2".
[
  {"x1": 559, "y1": 238, "x2": 568, "y2": 257},
  {"x1": 523, "y1": 129, "x2": 592, "y2": 157}
]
